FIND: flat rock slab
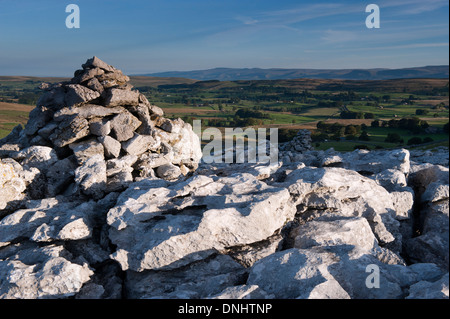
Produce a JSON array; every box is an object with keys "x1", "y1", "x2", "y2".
[
  {"x1": 65, "y1": 84, "x2": 101, "y2": 108},
  {"x1": 107, "y1": 173, "x2": 296, "y2": 271},
  {"x1": 0, "y1": 244, "x2": 93, "y2": 299},
  {"x1": 0, "y1": 198, "x2": 100, "y2": 247},
  {"x1": 54, "y1": 105, "x2": 125, "y2": 120},
  {"x1": 104, "y1": 88, "x2": 140, "y2": 107}
]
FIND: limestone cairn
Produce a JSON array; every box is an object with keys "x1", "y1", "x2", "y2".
[
  {"x1": 0, "y1": 56, "x2": 202, "y2": 200},
  {"x1": 279, "y1": 129, "x2": 313, "y2": 154}
]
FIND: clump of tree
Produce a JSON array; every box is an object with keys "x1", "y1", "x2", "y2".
[
  {"x1": 372, "y1": 117, "x2": 429, "y2": 134},
  {"x1": 407, "y1": 136, "x2": 434, "y2": 145},
  {"x1": 317, "y1": 122, "x2": 362, "y2": 135},
  {"x1": 318, "y1": 100, "x2": 344, "y2": 108},
  {"x1": 415, "y1": 109, "x2": 429, "y2": 116},
  {"x1": 315, "y1": 121, "x2": 368, "y2": 141},
  {"x1": 388, "y1": 117, "x2": 429, "y2": 134},
  {"x1": 340, "y1": 111, "x2": 375, "y2": 119},
  {"x1": 432, "y1": 102, "x2": 447, "y2": 110},
  {"x1": 278, "y1": 129, "x2": 300, "y2": 143},
  {"x1": 358, "y1": 131, "x2": 370, "y2": 141},
  {"x1": 407, "y1": 137, "x2": 423, "y2": 145},
  {"x1": 340, "y1": 111, "x2": 364, "y2": 119},
  {"x1": 385, "y1": 133, "x2": 404, "y2": 144},
  {"x1": 399, "y1": 95, "x2": 416, "y2": 105},
  {"x1": 311, "y1": 132, "x2": 329, "y2": 142}
]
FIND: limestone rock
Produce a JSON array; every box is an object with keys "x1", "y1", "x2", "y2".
[
  {"x1": 37, "y1": 122, "x2": 58, "y2": 140},
  {"x1": 65, "y1": 84, "x2": 101, "y2": 108},
  {"x1": 54, "y1": 105, "x2": 124, "y2": 120},
  {"x1": 155, "y1": 163, "x2": 182, "y2": 180},
  {"x1": 104, "y1": 88, "x2": 140, "y2": 107},
  {"x1": 98, "y1": 136, "x2": 121, "y2": 158},
  {"x1": 89, "y1": 119, "x2": 111, "y2": 137},
  {"x1": 50, "y1": 115, "x2": 90, "y2": 148},
  {"x1": 107, "y1": 173, "x2": 296, "y2": 271},
  {"x1": 97, "y1": 71, "x2": 130, "y2": 89},
  {"x1": 82, "y1": 56, "x2": 116, "y2": 72},
  {"x1": 405, "y1": 201, "x2": 449, "y2": 270},
  {"x1": 169, "y1": 122, "x2": 203, "y2": 167},
  {"x1": 128, "y1": 104, "x2": 153, "y2": 135},
  {"x1": 390, "y1": 188, "x2": 415, "y2": 220},
  {"x1": 78, "y1": 67, "x2": 105, "y2": 83},
  {"x1": 340, "y1": 148, "x2": 411, "y2": 175},
  {"x1": 279, "y1": 167, "x2": 399, "y2": 247},
  {"x1": 24, "y1": 106, "x2": 54, "y2": 136},
  {"x1": 0, "y1": 198, "x2": 100, "y2": 246},
  {"x1": 106, "y1": 155, "x2": 137, "y2": 177},
  {"x1": 74, "y1": 155, "x2": 107, "y2": 199},
  {"x1": 85, "y1": 77, "x2": 104, "y2": 94},
  {"x1": 292, "y1": 217, "x2": 377, "y2": 251},
  {"x1": 110, "y1": 112, "x2": 142, "y2": 142},
  {"x1": 372, "y1": 169, "x2": 407, "y2": 192},
  {"x1": 69, "y1": 140, "x2": 104, "y2": 165},
  {"x1": 0, "y1": 245, "x2": 93, "y2": 299},
  {"x1": 245, "y1": 247, "x2": 434, "y2": 299},
  {"x1": 246, "y1": 248, "x2": 351, "y2": 299},
  {"x1": 148, "y1": 104, "x2": 164, "y2": 117},
  {"x1": 121, "y1": 133, "x2": 156, "y2": 156},
  {"x1": 0, "y1": 162, "x2": 26, "y2": 211},
  {"x1": 125, "y1": 254, "x2": 246, "y2": 299},
  {"x1": 208, "y1": 285, "x2": 272, "y2": 299},
  {"x1": 45, "y1": 157, "x2": 77, "y2": 196},
  {"x1": 35, "y1": 85, "x2": 66, "y2": 110},
  {"x1": 279, "y1": 130, "x2": 313, "y2": 153},
  {"x1": 405, "y1": 165, "x2": 449, "y2": 270},
  {"x1": 13, "y1": 146, "x2": 58, "y2": 172},
  {"x1": 406, "y1": 273, "x2": 449, "y2": 299},
  {"x1": 410, "y1": 147, "x2": 449, "y2": 167}
]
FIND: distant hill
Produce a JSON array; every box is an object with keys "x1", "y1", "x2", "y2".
[
  {"x1": 0, "y1": 76, "x2": 197, "y2": 88},
  {"x1": 138, "y1": 65, "x2": 449, "y2": 81}
]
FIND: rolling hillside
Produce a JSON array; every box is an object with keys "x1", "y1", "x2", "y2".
[{"x1": 140, "y1": 65, "x2": 449, "y2": 81}]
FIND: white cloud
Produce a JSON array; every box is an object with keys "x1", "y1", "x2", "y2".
[
  {"x1": 321, "y1": 29, "x2": 358, "y2": 43},
  {"x1": 235, "y1": 16, "x2": 258, "y2": 25},
  {"x1": 378, "y1": 0, "x2": 449, "y2": 14}
]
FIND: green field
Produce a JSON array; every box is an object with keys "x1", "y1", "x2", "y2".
[{"x1": 0, "y1": 76, "x2": 448, "y2": 151}]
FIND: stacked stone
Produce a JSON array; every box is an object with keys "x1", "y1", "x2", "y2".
[
  {"x1": 0, "y1": 57, "x2": 202, "y2": 200},
  {"x1": 279, "y1": 129, "x2": 313, "y2": 153},
  {"x1": 278, "y1": 129, "x2": 314, "y2": 164}
]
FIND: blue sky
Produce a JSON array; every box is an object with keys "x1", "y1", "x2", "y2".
[{"x1": 0, "y1": 0, "x2": 448, "y2": 76}]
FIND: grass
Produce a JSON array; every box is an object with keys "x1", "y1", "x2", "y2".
[
  {"x1": 313, "y1": 126, "x2": 449, "y2": 152},
  {"x1": 0, "y1": 123, "x2": 22, "y2": 139}
]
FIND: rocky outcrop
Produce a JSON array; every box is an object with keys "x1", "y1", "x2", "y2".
[
  {"x1": 0, "y1": 244, "x2": 93, "y2": 299},
  {"x1": 0, "y1": 57, "x2": 202, "y2": 202},
  {"x1": 404, "y1": 165, "x2": 449, "y2": 270},
  {"x1": 107, "y1": 174, "x2": 295, "y2": 271},
  {"x1": 0, "y1": 57, "x2": 448, "y2": 299}
]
